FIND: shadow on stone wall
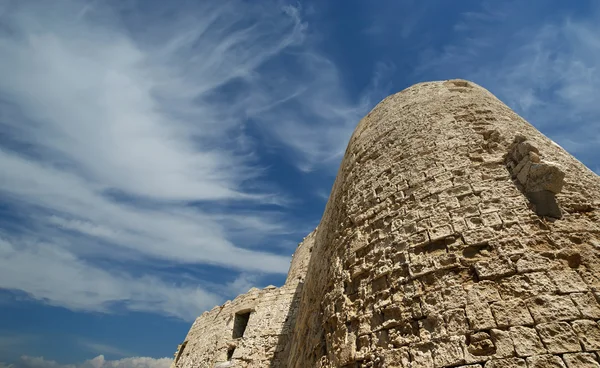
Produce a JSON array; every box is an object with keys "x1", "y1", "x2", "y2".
[{"x1": 269, "y1": 282, "x2": 303, "y2": 368}]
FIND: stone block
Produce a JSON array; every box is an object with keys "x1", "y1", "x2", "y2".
[
  {"x1": 409, "y1": 258, "x2": 436, "y2": 277},
  {"x1": 466, "y1": 302, "x2": 497, "y2": 330},
  {"x1": 453, "y1": 218, "x2": 469, "y2": 233},
  {"x1": 550, "y1": 269, "x2": 589, "y2": 294},
  {"x1": 572, "y1": 320, "x2": 600, "y2": 351},
  {"x1": 444, "y1": 308, "x2": 469, "y2": 335},
  {"x1": 474, "y1": 258, "x2": 515, "y2": 280},
  {"x1": 526, "y1": 295, "x2": 581, "y2": 323},
  {"x1": 421, "y1": 290, "x2": 445, "y2": 315},
  {"x1": 490, "y1": 329, "x2": 515, "y2": 359},
  {"x1": 410, "y1": 342, "x2": 435, "y2": 368},
  {"x1": 435, "y1": 253, "x2": 461, "y2": 271},
  {"x1": 419, "y1": 314, "x2": 447, "y2": 341},
  {"x1": 562, "y1": 353, "x2": 600, "y2": 368},
  {"x1": 466, "y1": 281, "x2": 501, "y2": 304},
  {"x1": 535, "y1": 322, "x2": 581, "y2": 354},
  {"x1": 381, "y1": 347, "x2": 410, "y2": 367},
  {"x1": 479, "y1": 201, "x2": 501, "y2": 214},
  {"x1": 429, "y1": 224, "x2": 454, "y2": 240},
  {"x1": 433, "y1": 338, "x2": 465, "y2": 367},
  {"x1": 466, "y1": 216, "x2": 486, "y2": 230},
  {"x1": 498, "y1": 272, "x2": 556, "y2": 299},
  {"x1": 462, "y1": 338, "x2": 492, "y2": 365},
  {"x1": 526, "y1": 161, "x2": 565, "y2": 194},
  {"x1": 495, "y1": 238, "x2": 526, "y2": 256},
  {"x1": 481, "y1": 212, "x2": 502, "y2": 227},
  {"x1": 483, "y1": 357, "x2": 526, "y2": 368},
  {"x1": 409, "y1": 230, "x2": 430, "y2": 247},
  {"x1": 526, "y1": 355, "x2": 567, "y2": 368},
  {"x1": 464, "y1": 228, "x2": 496, "y2": 246},
  {"x1": 491, "y1": 299, "x2": 534, "y2": 328},
  {"x1": 442, "y1": 285, "x2": 468, "y2": 309},
  {"x1": 466, "y1": 332, "x2": 496, "y2": 357},
  {"x1": 508, "y1": 326, "x2": 546, "y2": 357},
  {"x1": 498, "y1": 209, "x2": 518, "y2": 224},
  {"x1": 578, "y1": 268, "x2": 600, "y2": 290},
  {"x1": 515, "y1": 253, "x2": 558, "y2": 273},
  {"x1": 570, "y1": 293, "x2": 600, "y2": 319},
  {"x1": 389, "y1": 322, "x2": 420, "y2": 347}
]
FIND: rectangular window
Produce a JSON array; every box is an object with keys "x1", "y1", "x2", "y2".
[
  {"x1": 227, "y1": 347, "x2": 235, "y2": 361},
  {"x1": 232, "y1": 311, "x2": 251, "y2": 338}
]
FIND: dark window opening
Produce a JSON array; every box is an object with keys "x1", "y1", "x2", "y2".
[
  {"x1": 232, "y1": 311, "x2": 251, "y2": 338},
  {"x1": 174, "y1": 341, "x2": 187, "y2": 363},
  {"x1": 227, "y1": 347, "x2": 235, "y2": 361}
]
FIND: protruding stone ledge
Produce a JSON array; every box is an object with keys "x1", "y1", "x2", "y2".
[{"x1": 506, "y1": 135, "x2": 566, "y2": 218}]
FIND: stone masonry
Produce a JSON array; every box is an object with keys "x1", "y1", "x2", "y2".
[
  {"x1": 172, "y1": 80, "x2": 600, "y2": 367},
  {"x1": 170, "y1": 231, "x2": 315, "y2": 368}
]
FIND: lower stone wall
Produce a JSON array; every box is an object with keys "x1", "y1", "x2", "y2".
[
  {"x1": 171, "y1": 282, "x2": 302, "y2": 368},
  {"x1": 170, "y1": 232, "x2": 315, "y2": 368}
]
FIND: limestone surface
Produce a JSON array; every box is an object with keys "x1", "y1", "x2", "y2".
[
  {"x1": 170, "y1": 231, "x2": 315, "y2": 368},
  {"x1": 171, "y1": 80, "x2": 600, "y2": 368}
]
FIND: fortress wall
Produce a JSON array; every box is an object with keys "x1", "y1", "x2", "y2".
[
  {"x1": 171, "y1": 233, "x2": 314, "y2": 368},
  {"x1": 286, "y1": 229, "x2": 317, "y2": 284},
  {"x1": 288, "y1": 80, "x2": 600, "y2": 367}
]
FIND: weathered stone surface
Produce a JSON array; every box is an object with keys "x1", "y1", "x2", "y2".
[
  {"x1": 570, "y1": 293, "x2": 600, "y2": 319},
  {"x1": 171, "y1": 80, "x2": 600, "y2": 368},
  {"x1": 509, "y1": 326, "x2": 546, "y2": 357},
  {"x1": 535, "y1": 322, "x2": 581, "y2": 354},
  {"x1": 527, "y1": 295, "x2": 581, "y2": 323},
  {"x1": 491, "y1": 299, "x2": 534, "y2": 328},
  {"x1": 484, "y1": 357, "x2": 526, "y2": 368},
  {"x1": 526, "y1": 354, "x2": 567, "y2": 368},
  {"x1": 506, "y1": 136, "x2": 566, "y2": 218},
  {"x1": 550, "y1": 269, "x2": 588, "y2": 294},
  {"x1": 490, "y1": 329, "x2": 515, "y2": 359},
  {"x1": 572, "y1": 320, "x2": 600, "y2": 351},
  {"x1": 562, "y1": 353, "x2": 600, "y2": 368},
  {"x1": 433, "y1": 338, "x2": 465, "y2": 367},
  {"x1": 466, "y1": 302, "x2": 497, "y2": 330},
  {"x1": 466, "y1": 281, "x2": 501, "y2": 304},
  {"x1": 169, "y1": 232, "x2": 314, "y2": 368}
]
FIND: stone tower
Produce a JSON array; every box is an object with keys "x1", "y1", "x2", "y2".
[{"x1": 172, "y1": 80, "x2": 600, "y2": 368}]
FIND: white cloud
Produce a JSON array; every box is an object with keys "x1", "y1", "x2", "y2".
[
  {"x1": 0, "y1": 236, "x2": 222, "y2": 320},
  {"x1": 0, "y1": 0, "x2": 304, "y2": 201},
  {"x1": 2, "y1": 355, "x2": 171, "y2": 368},
  {"x1": 0, "y1": 0, "x2": 386, "y2": 319},
  {"x1": 0, "y1": 0, "x2": 313, "y2": 319}
]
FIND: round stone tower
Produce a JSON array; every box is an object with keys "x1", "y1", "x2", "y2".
[{"x1": 287, "y1": 80, "x2": 600, "y2": 367}]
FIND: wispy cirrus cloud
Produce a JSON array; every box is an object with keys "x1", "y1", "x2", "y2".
[
  {"x1": 0, "y1": 0, "x2": 384, "y2": 319},
  {"x1": 0, "y1": 236, "x2": 222, "y2": 320},
  {"x1": 251, "y1": 59, "x2": 395, "y2": 172}
]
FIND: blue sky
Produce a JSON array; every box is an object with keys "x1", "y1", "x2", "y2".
[{"x1": 0, "y1": 0, "x2": 599, "y2": 366}]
